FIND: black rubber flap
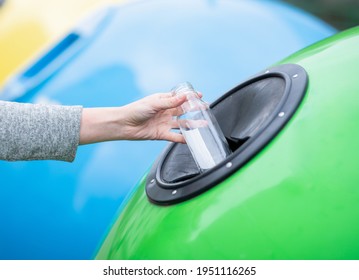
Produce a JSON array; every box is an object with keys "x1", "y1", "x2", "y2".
[
  {"x1": 161, "y1": 144, "x2": 199, "y2": 183},
  {"x1": 146, "y1": 64, "x2": 308, "y2": 205}
]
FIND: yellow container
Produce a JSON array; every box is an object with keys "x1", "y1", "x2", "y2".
[{"x1": 0, "y1": 0, "x2": 122, "y2": 87}]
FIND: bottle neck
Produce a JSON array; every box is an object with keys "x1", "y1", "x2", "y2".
[{"x1": 172, "y1": 82, "x2": 203, "y2": 113}]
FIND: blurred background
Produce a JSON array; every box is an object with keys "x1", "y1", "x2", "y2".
[{"x1": 283, "y1": 0, "x2": 359, "y2": 30}]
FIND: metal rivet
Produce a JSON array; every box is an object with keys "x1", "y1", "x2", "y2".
[
  {"x1": 278, "y1": 112, "x2": 285, "y2": 117},
  {"x1": 226, "y1": 162, "x2": 232, "y2": 168},
  {"x1": 293, "y1": 74, "x2": 298, "y2": 78},
  {"x1": 150, "y1": 179, "x2": 155, "y2": 184},
  {"x1": 172, "y1": 190, "x2": 177, "y2": 195}
]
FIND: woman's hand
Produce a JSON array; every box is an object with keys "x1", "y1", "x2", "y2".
[
  {"x1": 79, "y1": 92, "x2": 187, "y2": 145},
  {"x1": 119, "y1": 92, "x2": 187, "y2": 143}
]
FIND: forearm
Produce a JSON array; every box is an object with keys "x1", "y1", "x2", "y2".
[{"x1": 79, "y1": 106, "x2": 135, "y2": 144}]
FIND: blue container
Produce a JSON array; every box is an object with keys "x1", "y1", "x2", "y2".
[{"x1": 0, "y1": 0, "x2": 336, "y2": 259}]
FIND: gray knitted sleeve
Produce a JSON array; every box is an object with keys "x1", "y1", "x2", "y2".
[{"x1": 0, "y1": 101, "x2": 83, "y2": 162}]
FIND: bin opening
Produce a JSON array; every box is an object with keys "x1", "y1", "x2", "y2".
[
  {"x1": 162, "y1": 77, "x2": 286, "y2": 184},
  {"x1": 146, "y1": 64, "x2": 308, "y2": 205},
  {"x1": 215, "y1": 77, "x2": 286, "y2": 146}
]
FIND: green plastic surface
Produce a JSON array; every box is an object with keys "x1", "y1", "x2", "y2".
[{"x1": 97, "y1": 27, "x2": 359, "y2": 260}]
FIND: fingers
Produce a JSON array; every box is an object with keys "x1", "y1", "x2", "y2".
[
  {"x1": 152, "y1": 90, "x2": 204, "y2": 113},
  {"x1": 170, "y1": 119, "x2": 180, "y2": 129},
  {"x1": 154, "y1": 92, "x2": 187, "y2": 111},
  {"x1": 169, "y1": 106, "x2": 184, "y2": 117},
  {"x1": 164, "y1": 132, "x2": 186, "y2": 144}
]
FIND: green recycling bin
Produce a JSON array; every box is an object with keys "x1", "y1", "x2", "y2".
[{"x1": 96, "y1": 26, "x2": 359, "y2": 260}]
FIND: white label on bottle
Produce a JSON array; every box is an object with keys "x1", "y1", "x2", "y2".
[{"x1": 182, "y1": 128, "x2": 216, "y2": 170}]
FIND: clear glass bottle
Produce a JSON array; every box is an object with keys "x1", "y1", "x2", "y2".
[{"x1": 172, "y1": 82, "x2": 231, "y2": 171}]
